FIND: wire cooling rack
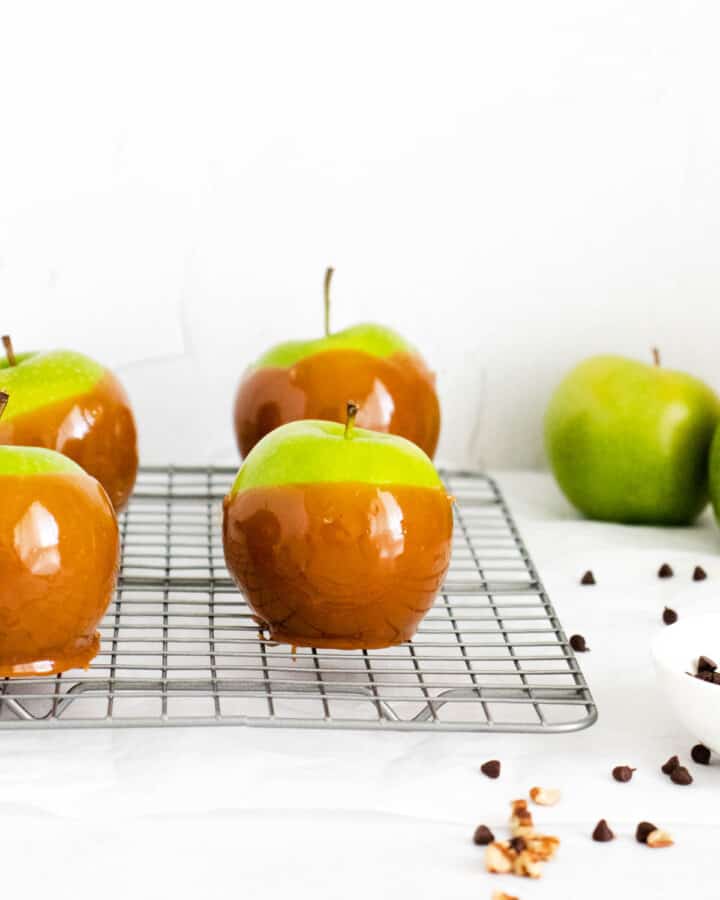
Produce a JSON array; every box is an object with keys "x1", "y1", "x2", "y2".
[{"x1": 0, "y1": 466, "x2": 597, "y2": 732}]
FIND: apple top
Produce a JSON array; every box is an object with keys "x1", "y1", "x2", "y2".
[
  {"x1": 0, "y1": 446, "x2": 87, "y2": 476},
  {"x1": 0, "y1": 350, "x2": 105, "y2": 421},
  {"x1": 252, "y1": 323, "x2": 417, "y2": 370},
  {"x1": 230, "y1": 420, "x2": 445, "y2": 494}
]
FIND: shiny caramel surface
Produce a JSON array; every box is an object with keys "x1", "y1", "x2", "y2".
[
  {"x1": 0, "y1": 372, "x2": 138, "y2": 510},
  {"x1": 223, "y1": 482, "x2": 453, "y2": 650},
  {"x1": 0, "y1": 472, "x2": 119, "y2": 677},
  {"x1": 234, "y1": 349, "x2": 441, "y2": 459}
]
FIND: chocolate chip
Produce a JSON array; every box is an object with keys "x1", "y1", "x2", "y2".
[
  {"x1": 694, "y1": 670, "x2": 717, "y2": 683},
  {"x1": 658, "y1": 563, "x2": 674, "y2": 578},
  {"x1": 662, "y1": 607, "x2": 678, "y2": 625},
  {"x1": 509, "y1": 836, "x2": 526, "y2": 853},
  {"x1": 612, "y1": 765, "x2": 635, "y2": 782},
  {"x1": 636, "y1": 821, "x2": 657, "y2": 844},
  {"x1": 693, "y1": 566, "x2": 708, "y2": 582},
  {"x1": 691, "y1": 744, "x2": 711, "y2": 765},
  {"x1": 570, "y1": 634, "x2": 589, "y2": 652},
  {"x1": 480, "y1": 759, "x2": 501, "y2": 779},
  {"x1": 592, "y1": 819, "x2": 614, "y2": 842},
  {"x1": 698, "y1": 656, "x2": 717, "y2": 673},
  {"x1": 472, "y1": 824, "x2": 495, "y2": 845},
  {"x1": 661, "y1": 755, "x2": 679, "y2": 775},
  {"x1": 581, "y1": 570, "x2": 596, "y2": 585},
  {"x1": 670, "y1": 766, "x2": 693, "y2": 785}
]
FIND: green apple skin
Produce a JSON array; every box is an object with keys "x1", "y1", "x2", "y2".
[
  {"x1": 545, "y1": 355, "x2": 720, "y2": 525},
  {"x1": 253, "y1": 323, "x2": 415, "y2": 370},
  {"x1": 707, "y1": 425, "x2": 720, "y2": 524},
  {"x1": 0, "y1": 445, "x2": 86, "y2": 476},
  {"x1": 0, "y1": 351, "x2": 104, "y2": 421},
  {"x1": 230, "y1": 419, "x2": 443, "y2": 496}
]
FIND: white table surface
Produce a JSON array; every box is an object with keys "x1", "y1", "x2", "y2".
[{"x1": 2, "y1": 471, "x2": 718, "y2": 899}]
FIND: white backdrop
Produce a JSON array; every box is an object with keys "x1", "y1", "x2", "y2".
[{"x1": 2, "y1": 1, "x2": 720, "y2": 469}]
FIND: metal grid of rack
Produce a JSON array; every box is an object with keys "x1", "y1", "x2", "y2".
[{"x1": 0, "y1": 466, "x2": 597, "y2": 732}]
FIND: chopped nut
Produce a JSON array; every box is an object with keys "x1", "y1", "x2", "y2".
[
  {"x1": 529, "y1": 786, "x2": 561, "y2": 806},
  {"x1": 526, "y1": 834, "x2": 560, "y2": 861},
  {"x1": 646, "y1": 829, "x2": 674, "y2": 848},
  {"x1": 485, "y1": 841, "x2": 515, "y2": 874},
  {"x1": 510, "y1": 799, "x2": 528, "y2": 814},
  {"x1": 510, "y1": 806, "x2": 535, "y2": 838},
  {"x1": 491, "y1": 892, "x2": 519, "y2": 900},
  {"x1": 513, "y1": 849, "x2": 543, "y2": 879}
]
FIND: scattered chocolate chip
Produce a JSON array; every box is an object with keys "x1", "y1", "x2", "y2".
[
  {"x1": 592, "y1": 819, "x2": 614, "y2": 842},
  {"x1": 694, "y1": 670, "x2": 717, "y2": 683},
  {"x1": 473, "y1": 824, "x2": 495, "y2": 845},
  {"x1": 570, "y1": 634, "x2": 589, "y2": 652},
  {"x1": 662, "y1": 607, "x2": 678, "y2": 625},
  {"x1": 581, "y1": 570, "x2": 596, "y2": 586},
  {"x1": 661, "y1": 755, "x2": 679, "y2": 775},
  {"x1": 658, "y1": 563, "x2": 674, "y2": 578},
  {"x1": 698, "y1": 656, "x2": 717, "y2": 673},
  {"x1": 693, "y1": 566, "x2": 708, "y2": 582},
  {"x1": 691, "y1": 744, "x2": 711, "y2": 766},
  {"x1": 509, "y1": 836, "x2": 526, "y2": 853},
  {"x1": 670, "y1": 766, "x2": 693, "y2": 785},
  {"x1": 612, "y1": 765, "x2": 635, "y2": 783},
  {"x1": 636, "y1": 821, "x2": 657, "y2": 844},
  {"x1": 480, "y1": 759, "x2": 501, "y2": 779}
]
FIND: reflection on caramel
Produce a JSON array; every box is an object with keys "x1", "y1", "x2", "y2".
[
  {"x1": 0, "y1": 473, "x2": 119, "y2": 677},
  {"x1": 0, "y1": 372, "x2": 138, "y2": 510},
  {"x1": 234, "y1": 350, "x2": 440, "y2": 459},
  {"x1": 223, "y1": 482, "x2": 453, "y2": 650}
]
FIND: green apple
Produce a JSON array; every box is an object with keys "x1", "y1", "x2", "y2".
[
  {"x1": 545, "y1": 354, "x2": 720, "y2": 525},
  {"x1": 229, "y1": 414, "x2": 443, "y2": 496},
  {"x1": 0, "y1": 349, "x2": 104, "y2": 420},
  {"x1": 234, "y1": 267, "x2": 441, "y2": 459},
  {"x1": 0, "y1": 337, "x2": 139, "y2": 511},
  {"x1": 0, "y1": 444, "x2": 86, "y2": 476},
  {"x1": 707, "y1": 426, "x2": 720, "y2": 524}
]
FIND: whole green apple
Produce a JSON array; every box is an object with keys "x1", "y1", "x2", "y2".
[
  {"x1": 223, "y1": 404, "x2": 453, "y2": 649},
  {"x1": 545, "y1": 354, "x2": 720, "y2": 524},
  {"x1": 233, "y1": 268, "x2": 440, "y2": 458},
  {"x1": 707, "y1": 425, "x2": 720, "y2": 524}
]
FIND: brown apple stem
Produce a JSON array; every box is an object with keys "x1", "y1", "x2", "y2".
[
  {"x1": 344, "y1": 401, "x2": 359, "y2": 439},
  {"x1": 0, "y1": 391, "x2": 8, "y2": 421},
  {"x1": 324, "y1": 266, "x2": 334, "y2": 337},
  {"x1": 2, "y1": 335, "x2": 16, "y2": 367},
  {"x1": 652, "y1": 347, "x2": 661, "y2": 367}
]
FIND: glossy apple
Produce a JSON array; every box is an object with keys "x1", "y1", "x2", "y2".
[
  {"x1": 0, "y1": 336, "x2": 138, "y2": 510},
  {"x1": 223, "y1": 404, "x2": 454, "y2": 650},
  {"x1": 0, "y1": 391, "x2": 119, "y2": 676},
  {"x1": 233, "y1": 268, "x2": 440, "y2": 458},
  {"x1": 545, "y1": 352, "x2": 720, "y2": 524}
]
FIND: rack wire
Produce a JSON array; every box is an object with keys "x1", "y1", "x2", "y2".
[{"x1": 0, "y1": 466, "x2": 597, "y2": 732}]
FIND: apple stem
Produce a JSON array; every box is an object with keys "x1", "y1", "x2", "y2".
[
  {"x1": 324, "y1": 266, "x2": 334, "y2": 336},
  {"x1": 652, "y1": 347, "x2": 661, "y2": 367},
  {"x1": 0, "y1": 391, "x2": 8, "y2": 422},
  {"x1": 344, "y1": 401, "x2": 359, "y2": 439},
  {"x1": 2, "y1": 335, "x2": 16, "y2": 367}
]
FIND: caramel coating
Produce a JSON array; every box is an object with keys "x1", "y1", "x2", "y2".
[
  {"x1": 0, "y1": 372, "x2": 138, "y2": 511},
  {"x1": 0, "y1": 473, "x2": 119, "y2": 677},
  {"x1": 234, "y1": 350, "x2": 440, "y2": 459},
  {"x1": 223, "y1": 482, "x2": 453, "y2": 650}
]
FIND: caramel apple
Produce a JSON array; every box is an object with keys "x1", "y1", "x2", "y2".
[
  {"x1": 223, "y1": 403, "x2": 453, "y2": 650},
  {"x1": 233, "y1": 268, "x2": 440, "y2": 459},
  {"x1": 0, "y1": 392, "x2": 119, "y2": 676},
  {"x1": 0, "y1": 336, "x2": 138, "y2": 510}
]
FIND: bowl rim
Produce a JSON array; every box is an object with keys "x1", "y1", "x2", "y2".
[{"x1": 651, "y1": 611, "x2": 720, "y2": 686}]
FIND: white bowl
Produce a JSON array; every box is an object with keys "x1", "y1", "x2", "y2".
[{"x1": 651, "y1": 612, "x2": 720, "y2": 753}]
